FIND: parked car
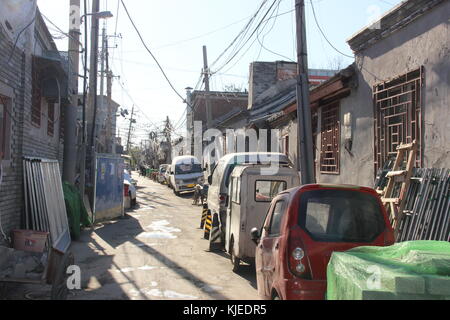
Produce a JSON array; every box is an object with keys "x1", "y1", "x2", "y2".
[
  {"x1": 251, "y1": 184, "x2": 395, "y2": 300},
  {"x1": 165, "y1": 165, "x2": 172, "y2": 188},
  {"x1": 124, "y1": 170, "x2": 137, "y2": 209},
  {"x1": 225, "y1": 165, "x2": 300, "y2": 272},
  {"x1": 168, "y1": 156, "x2": 205, "y2": 196},
  {"x1": 158, "y1": 164, "x2": 169, "y2": 184},
  {"x1": 207, "y1": 152, "x2": 292, "y2": 248}
]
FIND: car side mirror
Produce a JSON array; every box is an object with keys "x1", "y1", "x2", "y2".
[
  {"x1": 251, "y1": 227, "x2": 260, "y2": 245},
  {"x1": 203, "y1": 167, "x2": 207, "y2": 172},
  {"x1": 208, "y1": 175, "x2": 212, "y2": 185}
]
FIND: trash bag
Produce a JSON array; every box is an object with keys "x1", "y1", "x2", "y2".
[
  {"x1": 326, "y1": 241, "x2": 450, "y2": 300},
  {"x1": 63, "y1": 182, "x2": 92, "y2": 240}
]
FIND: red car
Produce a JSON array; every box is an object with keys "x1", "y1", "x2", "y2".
[{"x1": 251, "y1": 184, "x2": 395, "y2": 300}]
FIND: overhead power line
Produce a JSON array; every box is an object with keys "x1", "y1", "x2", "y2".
[
  {"x1": 120, "y1": 0, "x2": 186, "y2": 104},
  {"x1": 212, "y1": 0, "x2": 280, "y2": 75}
]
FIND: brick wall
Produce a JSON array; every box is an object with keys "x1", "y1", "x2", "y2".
[
  {"x1": 0, "y1": 25, "x2": 28, "y2": 246},
  {"x1": 0, "y1": 23, "x2": 64, "y2": 246}
]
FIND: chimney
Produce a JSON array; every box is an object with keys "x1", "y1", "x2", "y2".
[{"x1": 247, "y1": 61, "x2": 297, "y2": 109}]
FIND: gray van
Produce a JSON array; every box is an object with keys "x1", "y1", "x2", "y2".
[
  {"x1": 225, "y1": 165, "x2": 300, "y2": 271},
  {"x1": 206, "y1": 152, "x2": 292, "y2": 249}
]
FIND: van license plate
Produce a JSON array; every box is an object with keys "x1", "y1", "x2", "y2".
[{"x1": 187, "y1": 184, "x2": 195, "y2": 188}]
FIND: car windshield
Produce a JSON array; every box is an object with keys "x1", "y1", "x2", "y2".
[
  {"x1": 298, "y1": 189, "x2": 385, "y2": 243},
  {"x1": 175, "y1": 163, "x2": 202, "y2": 175}
]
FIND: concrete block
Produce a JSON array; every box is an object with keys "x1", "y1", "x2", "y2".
[
  {"x1": 395, "y1": 276, "x2": 426, "y2": 294},
  {"x1": 361, "y1": 290, "x2": 396, "y2": 300},
  {"x1": 426, "y1": 277, "x2": 450, "y2": 296}
]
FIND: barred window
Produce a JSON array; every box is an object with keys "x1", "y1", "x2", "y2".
[
  {"x1": 47, "y1": 101, "x2": 55, "y2": 137},
  {"x1": 373, "y1": 67, "x2": 423, "y2": 173},
  {"x1": 320, "y1": 103, "x2": 340, "y2": 174}
]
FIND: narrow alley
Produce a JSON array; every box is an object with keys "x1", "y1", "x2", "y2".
[{"x1": 68, "y1": 173, "x2": 258, "y2": 300}]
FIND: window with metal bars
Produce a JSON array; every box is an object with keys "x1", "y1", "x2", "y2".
[
  {"x1": 373, "y1": 67, "x2": 423, "y2": 174},
  {"x1": 320, "y1": 103, "x2": 340, "y2": 174},
  {"x1": 47, "y1": 101, "x2": 55, "y2": 137}
]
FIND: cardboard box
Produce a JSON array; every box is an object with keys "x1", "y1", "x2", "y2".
[{"x1": 12, "y1": 230, "x2": 49, "y2": 253}]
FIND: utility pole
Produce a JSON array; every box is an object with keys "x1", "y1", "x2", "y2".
[
  {"x1": 126, "y1": 105, "x2": 135, "y2": 153},
  {"x1": 86, "y1": 0, "x2": 99, "y2": 208},
  {"x1": 202, "y1": 46, "x2": 213, "y2": 130},
  {"x1": 163, "y1": 116, "x2": 172, "y2": 164},
  {"x1": 63, "y1": 0, "x2": 81, "y2": 184},
  {"x1": 79, "y1": 0, "x2": 88, "y2": 199},
  {"x1": 185, "y1": 87, "x2": 193, "y2": 155},
  {"x1": 97, "y1": 25, "x2": 107, "y2": 153},
  {"x1": 295, "y1": 0, "x2": 315, "y2": 185},
  {"x1": 88, "y1": 0, "x2": 100, "y2": 150}
]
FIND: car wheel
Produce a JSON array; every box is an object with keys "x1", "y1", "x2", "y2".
[{"x1": 230, "y1": 239, "x2": 240, "y2": 272}]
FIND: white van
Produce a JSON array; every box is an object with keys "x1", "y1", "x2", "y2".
[
  {"x1": 168, "y1": 156, "x2": 204, "y2": 196},
  {"x1": 206, "y1": 152, "x2": 292, "y2": 249},
  {"x1": 225, "y1": 165, "x2": 300, "y2": 271}
]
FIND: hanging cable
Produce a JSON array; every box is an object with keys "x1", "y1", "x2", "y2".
[{"x1": 120, "y1": 0, "x2": 187, "y2": 104}]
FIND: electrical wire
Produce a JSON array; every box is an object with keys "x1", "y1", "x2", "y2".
[
  {"x1": 210, "y1": 0, "x2": 269, "y2": 69},
  {"x1": 309, "y1": 0, "x2": 354, "y2": 59},
  {"x1": 309, "y1": 0, "x2": 383, "y2": 81},
  {"x1": 212, "y1": 0, "x2": 279, "y2": 75},
  {"x1": 6, "y1": 16, "x2": 37, "y2": 65},
  {"x1": 120, "y1": 0, "x2": 187, "y2": 104}
]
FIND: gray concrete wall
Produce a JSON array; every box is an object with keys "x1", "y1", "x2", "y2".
[{"x1": 315, "y1": 1, "x2": 450, "y2": 187}]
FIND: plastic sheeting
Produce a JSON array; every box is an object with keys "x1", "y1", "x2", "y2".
[
  {"x1": 0, "y1": 0, "x2": 37, "y2": 48},
  {"x1": 327, "y1": 241, "x2": 450, "y2": 300},
  {"x1": 63, "y1": 182, "x2": 92, "y2": 240}
]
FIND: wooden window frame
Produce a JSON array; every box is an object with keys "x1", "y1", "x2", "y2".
[
  {"x1": 320, "y1": 102, "x2": 340, "y2": 175},
  {"x1": 373, "y1": 67, "x2": 423, "y2": 174}
]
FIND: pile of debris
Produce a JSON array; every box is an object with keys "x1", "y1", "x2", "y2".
[{"x1": 0, "y1": 246, "x2": 47, "y2": 281}]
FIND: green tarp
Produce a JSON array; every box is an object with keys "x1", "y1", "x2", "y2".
[
  {"x1": 63, "y1": 182, "x2": 92, "y2": 240},
  {"x1": 327, "y1": 241, "x2": 450, "y2": 300}
]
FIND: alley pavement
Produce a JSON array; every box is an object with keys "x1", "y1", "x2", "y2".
[{"x1": 1, "y1": 172, "x2": 256, "y2": 300}]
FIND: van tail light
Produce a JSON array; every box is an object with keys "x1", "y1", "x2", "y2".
[
  {"x1": 124, "y1": 184, "x2": 129, "y2": 197},
  {"x1": 288, "y1": 234, "x2": 312, "y2": 279},
  {"x1": 219, "y1": 193, "x2": 227, "y2": 206}
]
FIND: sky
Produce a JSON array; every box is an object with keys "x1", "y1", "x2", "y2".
[{"x1": 36, "y1": 0, "x2": 404, "y2": 146}]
